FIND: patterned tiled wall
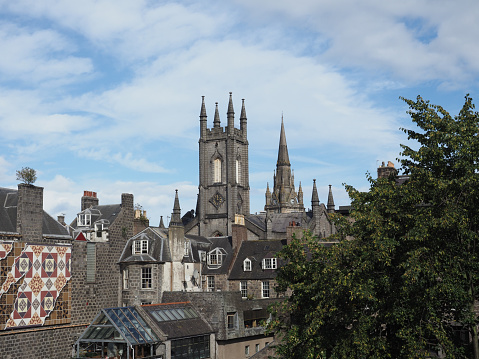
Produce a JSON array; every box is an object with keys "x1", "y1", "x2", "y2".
[{"x1": 0, "y1": 241, "x2": 71, "y2": 330}]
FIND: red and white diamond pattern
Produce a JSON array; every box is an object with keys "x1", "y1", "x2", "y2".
[{"x1": 0, "y1": 242, "x2": 71, "y2": 329}]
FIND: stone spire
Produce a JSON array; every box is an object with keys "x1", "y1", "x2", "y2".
[
  {"x1": 298, "y1": 181, "x2": 303, "y2": 205},
  {"x1": 327, "y1": 184, "x2": 335, "y2": 213},
  {"x1": 312, "y1": 179, "x2": 320, "y2": 206},
  {"x1": 170, "y1": 189, "x2": 182, "y2": 226},
  {"x1": 159, "y1": 215, "x2": 165, "y2": 228},
  {"x1": 213, "y1": 102, "x2": 220, "y2": 128},
  {"x1": 277, "y1": 116, "x2": 290, "y2": 167}
]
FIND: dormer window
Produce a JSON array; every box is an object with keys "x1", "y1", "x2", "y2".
[
  {"x1": 95, "y1": 222, "x2": 108, "y2": 238},
  {"x1": 262, "y1": 258, "x2": 277, "y2": 269},
  {"x1": 133, "y1": 240, "x2": 148, "y2": 254},
  {"x1": 207, "y1": 247, "x2": 227, "y2": 269},
  {"x1": 243, "y1": 258, "x2": 251, "y2": 271},
  {"x1": 78, "y1": 213, "x2": 91, "y2": 226}
]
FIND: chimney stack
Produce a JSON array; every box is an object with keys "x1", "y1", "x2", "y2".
[
  {"x1": 81, "y1": 190, "x2": 99, "y2": 211},
  {"x1": 377, "y1": 161, "x2": 397, "y2": 179},
  {"x1": 16, "y1": 184, "x2": 44, "y2": 241}
]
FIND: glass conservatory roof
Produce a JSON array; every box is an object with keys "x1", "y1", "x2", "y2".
[{"x1": 77, "y1": 307, "x2": 158, "y2": 346}]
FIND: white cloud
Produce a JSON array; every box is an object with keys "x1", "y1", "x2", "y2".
[
  {"x1": 0, "y1": 22, "x2": 92, "y2": 84},
  {"x1": 235, "y1": 0, "x2": 479, "y2": 87}
]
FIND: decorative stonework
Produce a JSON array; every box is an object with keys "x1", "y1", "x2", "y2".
[
  {"x1": 0, "y1": 242, "x2": 71, "y2": 329},
  {"x1": 209, "y1": 192, "x2": 225, "y2": 210}
]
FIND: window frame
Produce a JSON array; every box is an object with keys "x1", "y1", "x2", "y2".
[
  {"x1": 123, "y1": 268, "x2": 129, "y2": 289},
  {"x1": 227, "y1": 312, "x2": 237, "y2": 330},
  {"x1": 133, "y1": 239, "x2": 148, "y2": 254},
  {"x1": 207, "y1": 276, "x2": 215, "y2": 292},
  {"x1": 262, "y1": 281, "x2": 270, "y2": 298},
  {"x1": 240, "y1": 281, "x2": 248, "y2": 298},
  {"x1": 262, "y1": 258, "x2": 277, "y2": 270},
  {"x1": 142, "y1": 267, "x2": 152, "y2": 289},
  {"x1": 243, "y1": 258, "x2": 251, "y2": 271},
  {"x1": 78, "y1": 213, "x2": 91, "y2": 226}
]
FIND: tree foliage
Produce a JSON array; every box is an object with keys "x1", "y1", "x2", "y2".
[
  {"x1": 16, "y1": 167, "x2": 37, "y2": 185},
  {"x1": 268, "y1": 95, "x2": 479, "y2": 359}
]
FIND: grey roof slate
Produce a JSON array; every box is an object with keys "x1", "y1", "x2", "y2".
[
  {"x1": 119, "y1": 227, "x2": 172, "y2": 263},
  {"x1": 0, "y1": 187, "x2": 70, "y2": 237},
  {"x1": 71, "y1": 204, "x2": 122, "y2": 228},
  {"x1": 228, "y1": 239, "x2": 286, "y2": 280},
  {"x1": 201, "y1": 236, "x2": 234, "y2": 275}
]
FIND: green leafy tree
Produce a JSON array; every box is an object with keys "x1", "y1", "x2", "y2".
[
  {"x1": 16, "y1": 167, "x2": 37, "y2": 185},
  {"x1": 268, "y1": 95, "x2": 479, "y2": 359}
]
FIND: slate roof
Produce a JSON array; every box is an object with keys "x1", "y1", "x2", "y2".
[
  {"x1": 201, "y1": 236, "x2": 235, "y2": 275},
  {"x1": 142, "y1": 302, "x2": 213, "y2": 339},
  {"x1": 228, "y1": 239, "x2": 286, "y2": 280},
  {"x1": 184, "y1": 235, "x2": 212, "y2": 263},
  {"x1": 0, "y1": 187, "x2": 70, "y2": 237},
  {"x1": 70, "y1": 204, "x2": 122, "y2": 228},
  {"x1": 119, "y1": 227, "x2": 172, "y2": 263}
]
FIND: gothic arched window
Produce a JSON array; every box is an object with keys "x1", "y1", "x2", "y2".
[
  {"x1": 214, "y1": 158, "x2": 222, "y2": 183},
  {"x1": 236, "y1": 159, "x2": 241, "y2": 184}
]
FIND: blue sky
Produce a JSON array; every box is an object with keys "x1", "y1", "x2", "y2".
[{"x1": 1, "y1": 0, "x2": 479, "y2": 225}]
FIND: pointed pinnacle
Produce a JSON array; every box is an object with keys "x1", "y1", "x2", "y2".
[
  {"x1": 214, "y1": 102, "x2": 220, "y2": 127},
  {"x1": 200, "y1": 96, "x2": 207, "y2": 118},
  {"x1": 228, "y1": 92, "x2": 234, "y2": 114}
]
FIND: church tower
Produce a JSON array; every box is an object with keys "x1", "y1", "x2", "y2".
[
  {"x1": 265, "y1": 118, "x2": 304, "y2": 213},
  {"x1": 197, "y1": 93, "x2": 250, "y2": 236}
]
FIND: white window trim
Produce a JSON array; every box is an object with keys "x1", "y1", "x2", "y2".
[
  {"x1": 262, "y1": 281, "x2": 270, "y2": 298},
  {"x1": 207, "y1": 247, "x2": 226, "y2": 268},
  {"x1": 262, "y1": 258, "x2": 277, "y2": 269},
  {"x1": 142, "y1": 267, "x2": 152, "y2": 289},
  {"x1": 78, "y1": 213, "x2": 91, "y2": 226},
  {"x1": 240, "y1": 281, "x2": 248, "y2": 298},
  {"x1": 207, "y1": 276, "x2": 215, "y2": 292},
  {"x1": 133, "y1": 239, "x2": 148, "y2": 254},
  {"x1": 243, "y1": 258, "x2": 251, "y2": 271}
]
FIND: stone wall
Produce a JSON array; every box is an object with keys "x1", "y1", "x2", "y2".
[{"x1": 0, "y1": 324, "x2": 85, "y2": 359}]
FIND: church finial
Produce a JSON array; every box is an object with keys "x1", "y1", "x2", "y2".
[
  {"x1": 200, "y1": 96, "x2": 207, "y2": 117},
  {"x1": 228, "y1": 92, "x2": 234, "y2": 114},
  {"x1": 312, "y1": 179, "x2": 320, "y2": 206},
  {"x1": 227, "y1": 92, "x2": 234, "y2": 135},
  {"x1": 214, "y1": 102, "x2": 220, "y2": 128},
  {"x1": 240, "y1": 98, "x2": 247, "y2": 137},
  {"x1": 159, "y1": 215, "x2": 165, "y2": 228},
  {"x1": 200, "y1": 96, "x2": 207, "y2": 138},
  {"x1": 170, "y1": 189, "x2": 183, "y2": 226},
  {"x1": 327, "y1": 184, "x2": 335, "y2": 213},
  {"x1": 240, "y1": 98, "x2": 247, "y2": 120}
]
